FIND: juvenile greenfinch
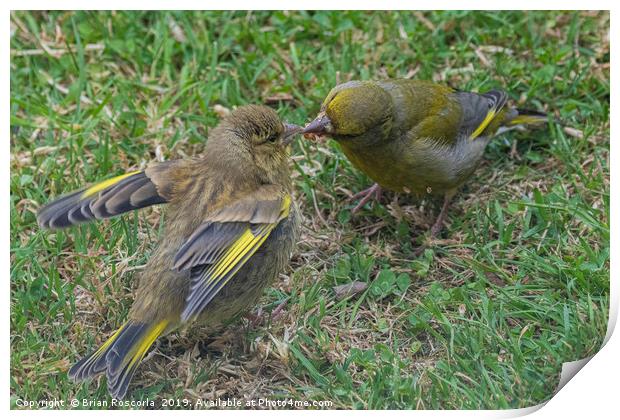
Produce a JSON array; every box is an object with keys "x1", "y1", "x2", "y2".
[
  {"x1": 303, "y1": 79, "x2": 547, "y2": 237},
  {"x1": 38, "y1": 105, "x2": 302, "y2": 399}
]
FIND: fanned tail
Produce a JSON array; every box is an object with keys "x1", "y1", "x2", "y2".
[
  {"x1": 37, "y1": 171, "x2": 168, "y2": 229},
  {"x1": 68, "y1": 320, "x2": 169, "y2": 399}
]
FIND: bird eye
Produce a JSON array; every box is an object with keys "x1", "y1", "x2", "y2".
[{"x1": 266, "y1": 133, "x2": 278, "y2": 143}]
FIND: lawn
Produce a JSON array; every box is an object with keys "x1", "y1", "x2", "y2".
[{"x1": 10, "y1": 10, "x2": 609, "y2": 409}]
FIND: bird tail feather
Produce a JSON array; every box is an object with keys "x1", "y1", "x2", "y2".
[{"x1": 68, "y1": 319, "x2": 169, "y2": 399}]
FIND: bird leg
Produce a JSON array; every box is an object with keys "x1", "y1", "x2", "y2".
[
  {"x1": 244, "y1": 306, "x2": 264, "y2": 328},
  {"x1": 430, "y1": 193, "x2": 453, "y2": 238},
  {"x1": 270, "y1": 299, "x2": 289, "y2": 322},
  {"x1": 244, "y1": 298, "x2": 289, "y2": 327},
  {"x1": 349, "y1": 183, "x2": 383, "y2": 213},
  {"x1": 414, "y1": 192, "x2": 455, "y2": 257}
]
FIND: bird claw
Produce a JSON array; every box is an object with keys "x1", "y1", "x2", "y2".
[
  {"x1": 430, "y1": 217, "x2": 445, "y2": 238},
  {"x1": 414, "y1": 193, "x2": 453, "y2": 256},
  {"x1": 429, "y1": 193, "x2": 452, "y2": 238},
  {"x1": 349, "y1": 183, "x2": 383, "y2": 213},
  {"x1": 413, "y1": 244, "x2": 428, "y2": 258},
  {"x1": 244, "y1": 299, "x2": 289, "y2": 327},
  {"x1": 244, "y1": 307, "x2": 264, "y2": 328},
  {"x1": 270, "y1": 299, "x2": 289, "y2": 322}
]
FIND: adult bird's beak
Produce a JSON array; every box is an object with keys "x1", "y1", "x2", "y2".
[
  {"x1": 302, "y1": 113, "x2": 332, "y2": 136},
  {"x1": 282, "y1": 123, "x2": 303, "y2": 146}
]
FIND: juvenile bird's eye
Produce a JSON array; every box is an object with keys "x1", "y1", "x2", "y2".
[{"x1": 267, "y1": 133, "x2": 278, "y2": 143}]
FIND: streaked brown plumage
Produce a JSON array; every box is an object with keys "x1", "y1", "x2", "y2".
[{"x1": 37, "y1": 105, "x2": 301, "y2": 399}]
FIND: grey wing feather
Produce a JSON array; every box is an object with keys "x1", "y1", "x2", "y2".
[
  {"x1": 172, "y1": 189, "x2": 289, "y2": 321},
  {"x1": 172, "y1": 222, "x2": 248, "y2": 272},
  {"x1": 37, "y1": 160, "x2": 180, "y2": 229},
  {"x1": 37, "y1": 172, "x2": 166, "y2": 229},
  {"x1": 454, "y1": 89, "x2": 508, "y2": 136}
]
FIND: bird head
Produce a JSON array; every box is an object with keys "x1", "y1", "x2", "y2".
[
  {"x1": 209, "y1": 105, "x2": 302, "y2": 184},
  {"x1": 303, "y1": 81, "x2": 393, "y2": 144}
]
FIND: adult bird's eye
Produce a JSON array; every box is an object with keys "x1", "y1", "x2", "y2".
[{"x1": 267, "y1": 133, "x2": 278, "y2": 143}]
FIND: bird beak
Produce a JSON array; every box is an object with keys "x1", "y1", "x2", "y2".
[
  {"x1": 302, "y1": 113, "x2": 332, "y2": 136},
  {"x1": 281, "y1": 123, "x2": 303, "y2": 146}
]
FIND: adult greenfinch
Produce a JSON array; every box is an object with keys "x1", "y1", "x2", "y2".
[
  {"x1": 303, "y1": 79, "x2": 547, "y2": 237},
  {"x1": 38, "y1": 105, "x2": 302, "y2": 399}
]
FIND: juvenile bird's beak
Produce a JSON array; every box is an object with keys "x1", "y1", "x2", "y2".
[
  {"x1": 282, "y1": 123, "x2": 303, "y2": 146},
  {"x1": 302, "y1": 113, "x2": 332, "y2": 135}
]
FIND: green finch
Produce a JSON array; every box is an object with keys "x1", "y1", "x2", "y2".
[
  {"x1": 303, "y1": 79, "x2": 547, "y2": 237},
  {"x1": 38, "y1": 105, "x2": 302, "y2": 399}
]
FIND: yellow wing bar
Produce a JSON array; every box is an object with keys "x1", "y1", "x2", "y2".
[
  {"x1": 81, "y1": 170, "x2": 142, "y2": 199},
  {"x1": 181, "y1": 194, "x2": 292, "y2": 321}
]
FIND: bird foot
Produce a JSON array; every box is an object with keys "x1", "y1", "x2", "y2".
[
  {"x1": 270, "y1": 299, "x2": 289, "y2": 322},
  {"x1": 413, "y1": 244, "x2": 428, "y2": 258},
  {"x1": 430, "y1": 215, "x2": 446, "y2": 238},
  {"x1": 413, "y1": 219, "x2": 445, "y2": 257},
  {"x1": 244, "y1": 299, "x2": 289, "y2": 327},
  {"x1": 414, "y1": 193, "x2": 453, "y2": 256},
  {"x1": 244, "y1": 307, "x2": 264, "y2": 328},
  {"x1": 349, "y1": 183, "x2": 383, "y2": 213},
  {"x1": 430, "y1": 192, "x2": 452, "y2": 238}
]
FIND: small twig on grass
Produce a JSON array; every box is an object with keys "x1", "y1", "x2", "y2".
[
  {"x1": 333, "y1": 281, "x2": 368, "y2": 300},
  {"x1": 11, "y1": 43, "x2": 105, "y2": 57},
  {"x1": 563, "y1": 126, "x2": 584, "y2": 139}
]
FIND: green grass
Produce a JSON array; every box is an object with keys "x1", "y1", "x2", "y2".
[{"x1": 10, "y1": 11, "x2": 609, "y2": 409}]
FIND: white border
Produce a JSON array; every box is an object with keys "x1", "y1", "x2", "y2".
[{"x1": 5, "y1": 3, "x2": 616, "y2": 418}]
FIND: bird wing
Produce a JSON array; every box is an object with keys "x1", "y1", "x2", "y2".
[
  {"x1": 172, "y1": 185, "x2": 292, "y2": 321},
  {"x1": 37, "y1": 160, "x2": 183, "y2": 229},
  {"x1": 455, "y1": 89, "x2": 508, "y2": 140}
]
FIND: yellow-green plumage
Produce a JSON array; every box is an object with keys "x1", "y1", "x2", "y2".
[
  {"x1": 303, "y1": 79, "x2": 547, "y2": 235},
  {"x1": 37, "y1": 105, "x2": 301, "y2": 399},
  {"x1": 316, "y1": 79, "x2": 546, "y2": 195}
]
